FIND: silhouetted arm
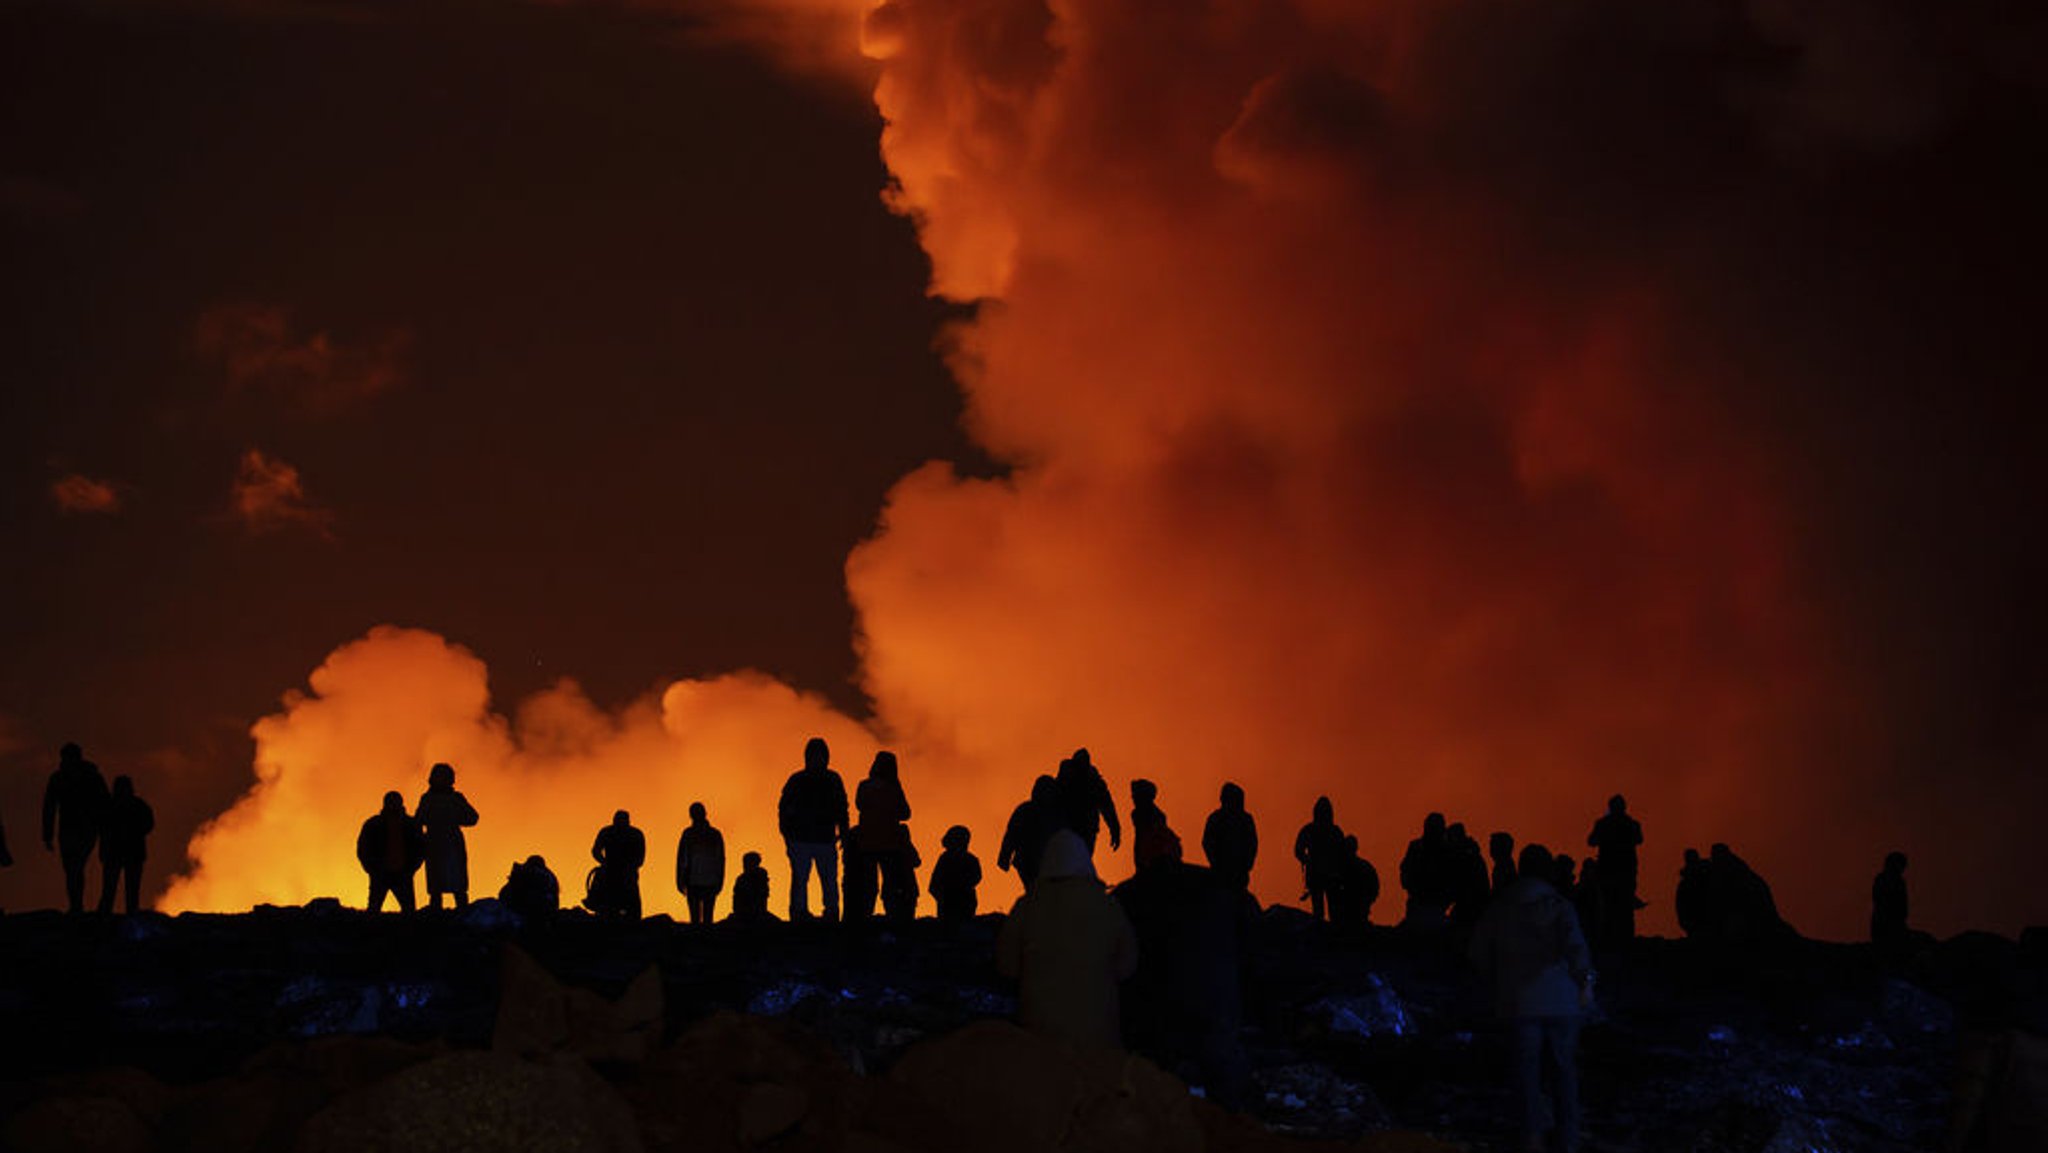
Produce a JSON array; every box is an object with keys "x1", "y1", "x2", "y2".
[
  {"x1": 676, "y1": 833, "x2": 690, "y2": 895},
  {"x1": 1099, "y1": 783, "x2": 1121, "y2": 850},
  {"x1": 457, "y1": 794, "x2": 479, "y2": 827}
]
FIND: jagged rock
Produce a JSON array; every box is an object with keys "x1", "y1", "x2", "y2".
[
  {"x1": 493, "y1": 944, "x2": 662, "y2": 1065},
  {"x1": 2, "y1": 1094, "x2": 153, "y2": 1153},
  {"x1": 737, "y1": 1082, "x2": 809, "y2": 1143},
  {"x1": 293, "y1": 1050, "x2": 642, "y2": 1153},
  {"x1": 888, "y1": 1020, "x2": 1202, "y2": 1153},
  {"x1": 30, "y1": 1065, "x2": 170, "y2": 1127}
]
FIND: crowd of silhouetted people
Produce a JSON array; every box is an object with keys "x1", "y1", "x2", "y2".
[{"x1": 7, "y1": 736, "x2": 1936, "y2": 1152}]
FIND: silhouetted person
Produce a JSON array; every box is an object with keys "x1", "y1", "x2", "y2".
[
  {"x1": 415, "y1": 762, "x2": 480, "y2": 910},
  {"x1": 929, "y1": 825, "x2": 982, "y2": 924},
  {"x1": 589, "y1": 810, "x2": 646, "y2": 919},
  {"x1": 1129, "y1": 779, "x2": 1177, "y2": 872},
  {"x1": 1056, "y1": 747, "x2": 1121, "y2": 852},
  {"x1": 1448, "y1": 822, "x2": 1492, "y2": 927},
  {"x1": 1294, "y1": 796, "x2": 1347, "y2": 921},
  {"x1": 1573, "y1": 857, "x2": 1608, "y2": 945},
  {"x1": 1587, "y1": 794, "x2": 1643, "y2": 942},
  {"x1": 1550, "y1": 852, "x2": 1577, "y2": 896},
  {"x1": 1114, "y1": 847, "x2": 1256, "y2": 1108},
  {"x1": 1470, "y1": 844, "x2": 1594, "y2": 1153},
  {"x1": 1400, "y1": 812, "x2": 1453, "y2": 929},
  {"x1": 1489, "y1": 831, "x2": 1518, "y2": 892},
  {"x1": 1674, "y1": 848, "x2": 1709, "y2": 938},
  {"x1": 998, "y1": 774, "x2": 1063, "y2": 890},
  {"x1": 1328, "y1": 834, "x2": 1380, "y2": 927},
  {"x1": 357, "y1": 791, "x2": 427, "y2": 912},
  {"x1": 97, "y1": 775, "x2": 154, "y2": 914},
  {"x1": 997, "y1": 829, "x2": 1138, "y2": 1051},
  {"x1": 1871, "y1": 851, "x2": 1909, "y2": 947},
  {"x1": 1201, "y1": 782, "x2": 1258, "y2": 891},
  {"x1": 676, "y1": 802, "x2": 726, "y2": 925},
  {"x1": 731, "y1": 851, "x2": 771, "y2": 923},
  {"x1": 847, "y1": 751, "x2": 917, "y2": 923},
  {"x1": 43, "y1": 743, "x2": 108, "y2": 913},
  {"x1": 778, "y1": 737, "x2": 849, "y2": 923},
  {"x1": 1705, "y1": 842, "x2": 1787, "y2": 944},
  {"x1": 499, "y1": 855, "x2": 560, "y2": 920}
]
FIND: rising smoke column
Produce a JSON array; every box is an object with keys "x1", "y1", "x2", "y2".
[{"x1": 842, "y1": 0, "x2": 2048, "y2": 937}]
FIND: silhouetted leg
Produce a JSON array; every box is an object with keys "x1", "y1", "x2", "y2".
[
  {"x1": 63, "y1": 849, "x2": 92, "y2": 914},
  {"x1": 368, "y1": 877, "x2": 389, "y2": 912},
  {"x1": 1513, "y1": 1018, "x2": 1547, "y2": 1150},
  {"x1": 395, "y1": 875, "x2": 416, "y2": 913},
  {"x1": 454, "y1": 889, "x2": 468, "y2": 910},
  {"x1": 1545, "y1": 1016, "x2": 1582, "y2": 1152},
  {"x1": 788, "y1": 847, "x2": 814, "y2": 920},
  {"x1": 815, "y1": 846, "x2": 839, "y2": 923},
  {"x1": 1309, "y1": 887, "x2": 1326, "y2": 922},
  {"x1": 99, "y1": 859, "x2": 118, "y2": 914},
  {"x1": 881, "y1": 854, "x2": 917, "y2": 922}
]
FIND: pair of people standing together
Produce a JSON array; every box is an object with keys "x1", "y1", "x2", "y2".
[
  {"x1": 356, "y1": 762, "x2": 479, "y2": 913},
  {"x1": 777, "y1": 738, "x2": 918, "y2": 924}
]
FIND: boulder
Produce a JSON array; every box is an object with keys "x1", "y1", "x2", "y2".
[
  {"x1": 2, "y1": 1094, "x2": 153, "y2": 1153},
  {"x1": 293, "y1": 1050, "x2": 642, "y2": 1153}
]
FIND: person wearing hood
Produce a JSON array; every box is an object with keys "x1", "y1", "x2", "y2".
[
  {"x1": 415, "y1": 762, "x2": 480, "y2": 910},
  {"x1": 846, "y1": 751, "x2": 916, "y2": 923},
  {"x1": 358, "y1": 791, "x2": 428, "y2": 913},
  {"x1": 1294, "y1": 796, "x2": 1346, "y2": 922},
  {"x1": 997, "y1": 828, "x2": 1139, "y2": 1051},
  {"x1": 1470, "y1": 844, "x2": 1595, "y2": 1153},
  {"x1": 998, "y1": 774, "x2": 1063, "y2": 890},
  {"x1": 1200, "y1": 782, "x2": 1258, "y2": 892}
]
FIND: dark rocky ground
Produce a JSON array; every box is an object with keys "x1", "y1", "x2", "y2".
[{"x1": 0, "y1": 902, "x2": 2043, "y2": 1152}]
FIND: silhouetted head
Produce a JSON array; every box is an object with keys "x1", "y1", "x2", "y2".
[
  {"x1": 689, "y1": 802, "x2": 707, "y2": 824},
  {"x1": 1131, "y1": 779, "x2": 1157, "y2": 805},
  {"x1": 869, "y1": 750, "x2": 898, "y2": 781},
  {"x1": 1031, "y1": 774, "x2": 1059, "y2": 804},
  {"x1": 1039, "y1": 829, "x2": 1096, "y2": 881},
  {"x1": 1489, "y1": 831, "x2": 1514, "y2": 858},
  {"x1": 1447, "y1": 822, "x2": 1469, "y2": 844},
  {"x1": 1608, "y1": 794, "x2": 1627, "y2": 814},
  {"x1": 743, "y1": 851, "x2": 762, "y2": 869},
  {"x1": 1884, "y1": 851, "x2": 1908, "y2": 874},
  {"x1": 1552, "y1": 853, "x2": 1576, "y2": 885},
  {"x1": 112, "y1": 775, "x2": 134, "y2": 798},
  {"x1": 1219, "y1": 782, "x2": 1244, "y2": 810},
  {"x1": 525, "y1": 855, "x2": 547, "y2": 869},
  {"x1": 1423, "y1": 812, "x2": 1446, "y2": 836},
  {"x1": 1519, "y1": 843, "x2": 1555, "y2": 880},
  {"x1": 60, "y1": 742, "x2": 82, "y2": 763},
  {"x1": 613, "y1": 809, "x2": 631, "y2": 827},
  {"x1": 803, "y1": 737, "x2": 829, "y2": 771},
  {"x1": 429, "y1": 762, "x2": 455, "y2": 789},
  {"x1": 1070, "y1": 747, "x2": 1092, "y2": 770},
  {"x1": 1710, "y1": 842, "x2": 1732, "y2": 863},
  {"x1": 1343, "y1": 834, "x2": 1359, "y2": 854},
  {"x1": 943, "y1": 824, "x2": 971, "y2": 851},
  {"x1": 382, "y1": 790, "x2": 405, "y2": 812},
  {"x1": 1683, "y1": 848, "x2": 1702, "y2": 866},
  {"x1": 1313, "y1": 796, "x2": 1333, "y2": 823}
]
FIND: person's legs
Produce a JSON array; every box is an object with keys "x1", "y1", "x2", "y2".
[
  {"x1": 1545, "y1": 1015, "x2": 1583, "y2": 1153},
  {"x1": 62, "y1": 845, "x2": 92, "y2": 913},
  {"x1": 125, "y1": 859, "x2": 142, "y2": 913},
  {"x1": 453, "y1": 889, "x2": 468, "y2": 910},
  {"x1": 98, "y1": 858, "x2": 119, "y2": 914},
  {"x1": 815, "y1": 844, "x2": 839, "y2": 923},
  {"x1": 788, "y1": 846, "x2": 815, "y2": 920},
  {"x1": 1513, "y1": 1017, "x2": 1547, "y2": 1151},
  {"x1": 395, "y1": 875, "x2": 416, "y2": 913},
  {"x1": 368, "y1": 877, "x2": 390, "y2": 912}
]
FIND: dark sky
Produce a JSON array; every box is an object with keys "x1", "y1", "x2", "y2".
[{"x1": 0, "y1": 0, "x2": 974, "y2": 900}]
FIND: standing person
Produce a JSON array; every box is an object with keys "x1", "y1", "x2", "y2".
[
  {"x1": 357, "y1": 791, "x2": 427, "y2": 913},
  {"x1": 1055, "y1": 748, "x2": 1121, "y2": 853},
  {"x1": 998, "y1": 775, "x2": 1062, "y2": 890},
  {"x1": 778, "y1": 737, "x2": 848, "y2": 923},
  {"x1": 1871, "y1": 851, "x2": 1910, "y2": 947},
  {"x1": 43, "y1": 743, "x2": 109, "y2": 913},
  {"x1": 1293, "y1": 796, "x2": 1347, "y2": 922},
  {"x1": 929, "y1": 825, "x2": 983, "y2": 925},
  {"x1": 98, "y1": 775, "x2": 155, "y2": 914},
  {"x1": 1586, "y1": 794, "x2": 1644, "y2": 942},
  {"x1": 847, "y1": 751, "x2": 913, "y2": 923},
  {"x1": 415, "y1": 763, "x2": 480, "y2": 910},
  {"x1": 996, "y1": 829, "x2": 1138, "y2": 1051},
  {"x1": 1470, "y1": 844, "x2": 1595, "y2": 1153},
  {"x1": 589, "y1": 810, "x2": 647, "y2": 919},
  {"x1": 1129, "y1": 779, "x2": 1176, "y2": 872},
  {"x1": 1489, "y1": 832, "x2": 1519, "y2": 893},
  {"x1": 675, "y1": 802, "x2": 727, "y2": 925},
  {"x1": 1400, "y1": 812, "x2": 1453, "y2": 929},
  {"x1": 1448, "y1": 823, "x2": 1493, "y2": 927},
  {"x1": 1200, "y1": 782, "x2": 1258, "y2": 892}
]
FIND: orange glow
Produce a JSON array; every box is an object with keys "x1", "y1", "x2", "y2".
[{"x1": 168, "y1": 0, "x2": 1970, "y2": 941}]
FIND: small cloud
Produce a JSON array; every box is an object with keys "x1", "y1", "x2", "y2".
[
  {"x1": 233, "y1": 449, "x2": 333, "y2": 536},
  {"x1": 195, "y1": 302, "x2": 407, "y2": 413},
  {"x1": 50, "y1": 473, "x2": 122, "y2": 515}
]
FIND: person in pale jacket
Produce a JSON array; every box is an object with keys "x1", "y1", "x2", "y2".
[
  {"x1": 1469, "y1": 843, "x2": 1595, "y2": 1153},
  {"x1": 997, "y1": 828, "x2": 1139, "y2": 1051}
]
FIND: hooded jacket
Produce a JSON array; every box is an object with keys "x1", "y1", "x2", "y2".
[
  {"x1": 1468, "y1": 876, "x2": 1594, "y2": 1018},
  {"x1": 997, "y1": 830, "x2": 1139, "y2": 1050}
]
